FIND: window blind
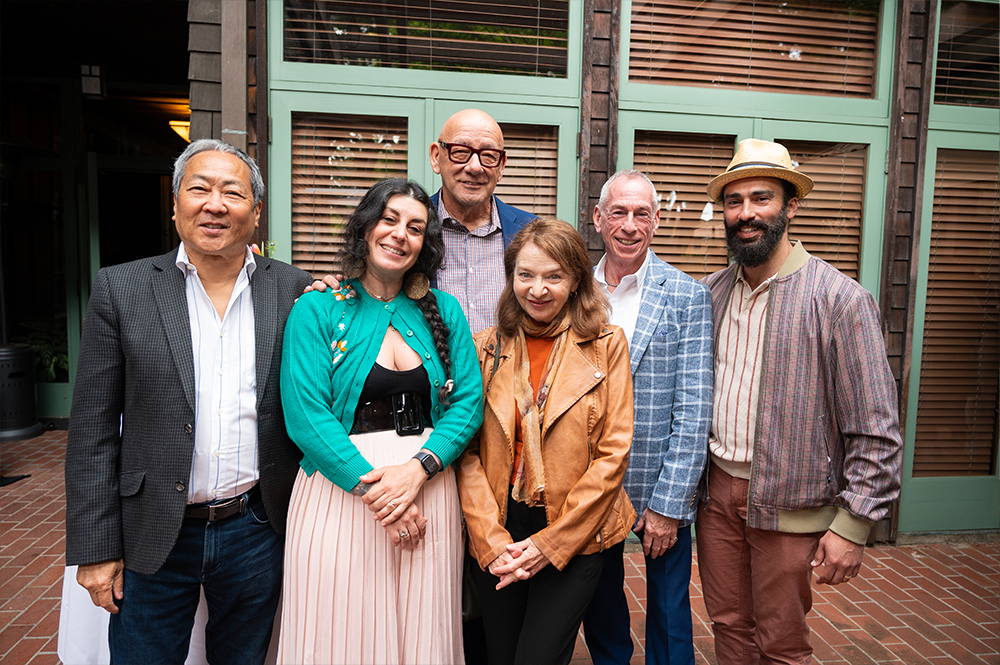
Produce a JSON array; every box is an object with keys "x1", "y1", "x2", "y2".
[
  {"x1": 284, "y1": 0, "x2": 569, "y2": 77},
  {"x1": 629, "y1": 0, "x2": 881, "y2": 98},
  {"x1": 290, "y1": 113, "x2": 408, "y2": 277},
  {"x1": 779, "y1": 140, "x2": 866, "y2": 280},
  {"x1": 633, "y1": 131, "x2": 733, "y2": 280},
  {"x1": 934, "y1": 0, "x2": 1000, "y2": 108},
  {"x1": 633, "y1": 132, "x2": 865, "y2": 280},
  {"x1": 494, "y1": 123, "x2": 559, "y2": 218},
  {"x1": 914, "y1": 148, "x2": 999, "y2": 477}
]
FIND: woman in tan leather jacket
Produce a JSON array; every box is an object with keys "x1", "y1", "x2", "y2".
[{"x1": 456, "y1": 219, "x2": 636, "y2": 665}]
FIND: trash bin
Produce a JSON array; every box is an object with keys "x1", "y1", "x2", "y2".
[{"x1": 0, "y1": 344, "x2": 45, "y2": 442}]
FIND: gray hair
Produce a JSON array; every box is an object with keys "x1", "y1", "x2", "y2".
[
  {"x1": 597, "y1": 169, "x2": 660, "y2": 213},
  {"x1": 172, "y1": 139, "x2": 265, "y2": 207}
]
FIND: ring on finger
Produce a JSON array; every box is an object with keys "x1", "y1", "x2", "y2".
[
  {"x1": 400, "y1": 529, "x2": 409, "y2": 539},
  {"x1": 388, "y1": 499, "x2": 397, "y2": 510}
]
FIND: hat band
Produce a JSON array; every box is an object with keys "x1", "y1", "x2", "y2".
[{"x1": 727, "y1": 161, "x2": 791, "y2": 173}]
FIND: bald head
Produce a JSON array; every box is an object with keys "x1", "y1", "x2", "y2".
[
  {"x1": 430, "y1": 108, "x2": 507, "y2": 228},
  {"x1": 438, "y1": 109, "x2": 504, "y2": 147}
]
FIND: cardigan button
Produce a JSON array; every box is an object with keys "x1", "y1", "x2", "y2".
[
  {"x1": 175, "y1": 481, "x2": 186, "y2": 492},
  {"x1": 184, "y1": 423, "x2": 193, "y2": 434},
  {"x1": 406, "y1": 330, "x2": 413, "y2": 337},
  {"x1": 594, "y1": 371, "x2": 603, "y2": 379}
]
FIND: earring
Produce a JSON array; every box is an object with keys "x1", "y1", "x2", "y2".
[{"x1": 404, "y1": 272, "x2": 430, "y2": 300}]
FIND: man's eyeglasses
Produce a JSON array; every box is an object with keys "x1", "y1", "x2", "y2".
[{"x1": 438, "y1": 141, "x2": 506, "y2": 168}]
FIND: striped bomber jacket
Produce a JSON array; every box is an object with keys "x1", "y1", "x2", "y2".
[{"x1": 701, "y1": 242, "x2": 903, "y2": 545}]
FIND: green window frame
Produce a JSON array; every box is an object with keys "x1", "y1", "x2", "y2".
[
  {"x1": 618, "y1": 0, "x2": 898, "y2": 122},
  {"x1": 269, "y1": 1, "x2": 583, "y2": 104},
  {"x1": 616, "y1": 113, "x2": 888, "y2": 292},
  {"x1": 900, "y1": 130, "x2": 1000, "y2": 533},
  {"x1": 928, "y1": 0, "x2": 999, "y2": 133}
]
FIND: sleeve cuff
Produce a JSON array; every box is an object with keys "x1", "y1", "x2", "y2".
[{"x1": 828, "y1": 508, "x2": 872, "y2": 545}]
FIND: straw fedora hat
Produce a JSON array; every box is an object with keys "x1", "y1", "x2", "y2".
[{"x1": 706, "y1": 139, "x2": 814, "y2": 202}]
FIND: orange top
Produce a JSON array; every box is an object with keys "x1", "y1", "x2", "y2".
[{"x1": 511, "y1": 335, "x2": 557, "y2": 485}]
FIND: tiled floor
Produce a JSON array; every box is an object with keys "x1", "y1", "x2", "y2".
[{"x1": 2, "y1": 430, "x2": 998, "y2": 665}]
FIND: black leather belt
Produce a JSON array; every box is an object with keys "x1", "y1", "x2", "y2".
[
  {"x1": 184, "y1": 484, "x2": 258, "y2": 522},
  {"x1": 351, "y1": 391, "x2": 425, "y2": 437}
]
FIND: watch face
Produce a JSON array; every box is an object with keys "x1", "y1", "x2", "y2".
[{"x1": 418, "y1": 452, "x2": 440, "y2": 475}]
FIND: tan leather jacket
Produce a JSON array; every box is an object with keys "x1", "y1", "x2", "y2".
[{"x1": 457, "y1": 324, "x2": 636, "y2": 572}]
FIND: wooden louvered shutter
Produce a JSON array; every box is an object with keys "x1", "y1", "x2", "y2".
[
  {"x1": 291, "y1": 113, "x2": 408, "y2": 277},
  {"x1": 779, "y1": 140, "x2": 866, "y2": 280},
  {"x1": 283, "y1": 0, "x2": 569, "y2": 78},
  {"x1": 633, "y1": 131, "x2": 733, "y2": 280},
  {"x1": 914, "y1": 148, "x2": 999, "y2": 477},
  {"x1": 633, "y1": 133, "x2": 865, "y2": 281},
  {"x1": 629, "y1": 0, "x2": 880, "y2": 98},
  {"x1": 934, "y1": 0, "x2": 1000, "y2": 108},
  {"x1": 494, "y1": 123, "x2": 559, "y2": 218}
]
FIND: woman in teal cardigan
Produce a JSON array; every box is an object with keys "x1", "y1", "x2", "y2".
[{"x1": 278, "y1": 179, "x2": 483, "y2": 665}]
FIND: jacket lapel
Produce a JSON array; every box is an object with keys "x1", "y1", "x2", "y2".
[
  {"x1": 151, "y1": 250, "x2": 196, "y2": 412},
  {"x1": 628, "y1": 258, "x2": 669, "y2": 376},
  {"x1": 483, "y1": 337, "x2": 517, "y2": 449},
  {"x1": 251, "y1": 257, "x2": 277, "y2": 410},
  {"x1": 542, "y1": 332, "x2": 602, "y2": 436}
]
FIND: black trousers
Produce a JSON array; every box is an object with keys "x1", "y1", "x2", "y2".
[{"x1": 472, "y1": 494, "x2": 605, "y2": 665}]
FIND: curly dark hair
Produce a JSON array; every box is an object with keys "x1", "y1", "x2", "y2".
[
  {"x1": 339, "y1": 178, "x2": 455, "y2": 405},
  {"x1": 339, "y1": 178, "x2": 444, "y2": 281}
]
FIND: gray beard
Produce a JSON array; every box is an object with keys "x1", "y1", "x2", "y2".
[{"x1": 725, "y1": 205, "x2": 789, "y2": 268}]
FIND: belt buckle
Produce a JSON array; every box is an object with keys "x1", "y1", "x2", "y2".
[
  {"x1": 392, "y1": 392, "x2": 424, "y2": 436},
  {"x1": 206, "y1": 494, "x2": 244, "y2": 521}
]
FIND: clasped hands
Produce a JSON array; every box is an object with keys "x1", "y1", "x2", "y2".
[
  {"x1": 359, "y1": 459, "x2": 429, "y2": 551},
  {"x1": 487, "y1": 538, "x2": 550, "y2": 590}
]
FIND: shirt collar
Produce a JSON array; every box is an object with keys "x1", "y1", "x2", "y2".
[
  {"x1": 595, "y1": 249, "x2": 653, "y2": 289},
  {"x1": 176, "y1": 242, "x2": 257, "y2": 279},
  {"x1": 437, "y1": 194, "x2": 501, "y2": 235}
]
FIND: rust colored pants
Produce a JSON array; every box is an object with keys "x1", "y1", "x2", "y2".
[{"x1": 697, "y1": 464, "x2": 822, "y2": 665}]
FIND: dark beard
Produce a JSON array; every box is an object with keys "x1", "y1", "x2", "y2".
[{"x1": 725, "y1": 204, "x2": 789, "y2": 268}]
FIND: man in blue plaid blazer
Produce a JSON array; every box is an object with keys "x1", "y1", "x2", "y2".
[{"x1": 582, "y1": 170, "x2": 714, "y2": 665}]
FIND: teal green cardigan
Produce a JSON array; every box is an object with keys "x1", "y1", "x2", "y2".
[{"x1": 281, "y1": 282, "x2": 484, "y2": 492}]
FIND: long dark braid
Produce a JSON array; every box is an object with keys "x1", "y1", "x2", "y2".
[{"x1": 413, "y1": 290, "x2": 453, "y2": 406}]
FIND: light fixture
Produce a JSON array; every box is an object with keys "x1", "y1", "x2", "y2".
[{"x1": 169, "y1": 120, "x2": 191, "y2": 142}]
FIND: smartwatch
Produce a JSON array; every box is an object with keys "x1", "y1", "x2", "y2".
[{"x1": 413, "y1": 450, "x2": 442, "y2": 478}]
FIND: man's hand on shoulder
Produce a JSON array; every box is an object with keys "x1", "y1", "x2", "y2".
[
  {"x1": 77, "y1": 559, "x2": 125, "y2": 613},
  {"x1": 302, "y1": 274, "x2": 342, "y2": 295},
  {"x1": 812, "y1": 530, "x2": 864, "y2": 585}
]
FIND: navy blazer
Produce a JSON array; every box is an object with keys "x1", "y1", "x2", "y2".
[{"x1": 65, "y1": 249, "x2": 311, "y2": 575}]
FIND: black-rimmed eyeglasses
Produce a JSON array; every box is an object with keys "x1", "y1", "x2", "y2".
[{"x1": 438, "y1": 141, "x2": 506, "y2": 168}]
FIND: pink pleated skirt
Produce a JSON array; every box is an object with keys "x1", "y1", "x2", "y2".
[{"x1": 277, "y1": 429, "x2": 465, "y2": 665}]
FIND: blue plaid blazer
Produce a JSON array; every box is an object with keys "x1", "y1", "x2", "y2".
[{"x1": 621, "y1": 254, "x2": 713, "y2": 526}]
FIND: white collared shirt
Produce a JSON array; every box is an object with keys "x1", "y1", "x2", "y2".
[
  {"x1": 595, "y1": 250, "x2": 652, "y2": 344},
  {"x1": 176, "y1": 242, "x2": 258, "y2": 504}
]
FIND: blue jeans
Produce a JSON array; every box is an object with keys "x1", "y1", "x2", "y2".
[
  {"x1": 584, "y1": 527, "x2": 695, "y2": 665},
  {"x1": 109, "y1": 490, "x2": 283, "y2": 665}
]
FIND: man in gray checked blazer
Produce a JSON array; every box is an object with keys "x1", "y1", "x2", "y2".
[
  {"x1": 65, "y1": 139, "x2": 311, "y2": 664},
  {"x1": 583, "y1": 170, "x2": 714, "y2": 665}
]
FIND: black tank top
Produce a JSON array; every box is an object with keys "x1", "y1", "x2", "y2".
[{"x1": 357, "y1": 362, "x2": 433, "y2": 423}]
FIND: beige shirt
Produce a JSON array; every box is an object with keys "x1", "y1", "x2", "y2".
[{"x1": 708, "y1": 266, "x2": 777, "y2": 480}]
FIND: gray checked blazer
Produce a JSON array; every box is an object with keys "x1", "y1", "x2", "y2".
[{"x1": 65, "y1": 248, "x2": 312, "y2": 575}]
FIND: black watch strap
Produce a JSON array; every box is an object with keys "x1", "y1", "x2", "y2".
[{"x1": 413, "y1": 451, "x2": 441, "y2": 477}]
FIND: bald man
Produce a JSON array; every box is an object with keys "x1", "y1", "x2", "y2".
[{"x1": 428, "y1": 109, "x2": 536, "y2": 333}]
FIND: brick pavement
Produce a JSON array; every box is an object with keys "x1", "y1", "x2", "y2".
[{"x1": 2, "y1": 430, "x2": 998, "y2": 665}]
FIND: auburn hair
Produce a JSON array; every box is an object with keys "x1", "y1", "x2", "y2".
[{"x1": 496, "y1": 218, "x2": 610, "y2": 339}]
